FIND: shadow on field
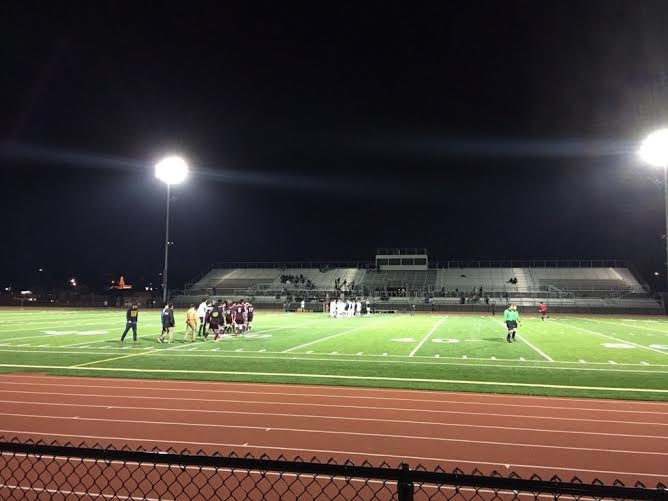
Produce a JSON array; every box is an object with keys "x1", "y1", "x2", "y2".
[{"x1": 482, "y1": 337, "x2": 506, "y2": 343}]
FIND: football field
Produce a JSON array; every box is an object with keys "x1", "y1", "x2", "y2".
[{"x1": 0, "y1": 308, "x2": 667, "y2": 400}]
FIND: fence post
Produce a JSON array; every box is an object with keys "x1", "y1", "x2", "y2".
[{"x1": 397, "y1": 463, "x2": 414, "y2": 501}]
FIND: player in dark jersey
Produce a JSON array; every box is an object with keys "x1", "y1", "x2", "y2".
[
  {"x1": 246, "y1": 301, "x2": 254, "y2": 331},
  {"x1": 224, "y1": 302, "x2": 234, "y2": 334},
  {"x1": 208, "y1": 300, "x2": 224, "y2": 340},
  {"x1": 233, "y1": 300, "x2": 246, "y2": 336}
]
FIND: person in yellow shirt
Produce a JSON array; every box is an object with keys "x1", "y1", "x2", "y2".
[{"x1": 184, "y1": 304, "x2": 198, "y2": 342}]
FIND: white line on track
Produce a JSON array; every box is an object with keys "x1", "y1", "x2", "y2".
[
  {"x1": 1, "y1": 363, "x2": 668, "y2": 393},
  {"x1": 0, "y1": 429, "x2": 664, "y2": 478},
  {"x1": 1, "y1": 387, "x2": 667, "y2": 417},
  {"x1": 0, "y1": 483, "x2": 170, "y2": 501},
  {"x1": 409, "y1": 317, "x2": 447, "y2": 357},
  {"x1": 4, "y1": 372, "x2": 668, "y2": 407},
  {"x1": 0, "y1": 400, "x2": 665, "y2": 439},
  {"x1": 2, "y1": 412, "x2": 665, "y2": 455}
]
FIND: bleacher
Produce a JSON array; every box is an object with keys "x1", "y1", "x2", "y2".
[{"x1": 174, "y1": 259, "x2": 663, "y2": 314}]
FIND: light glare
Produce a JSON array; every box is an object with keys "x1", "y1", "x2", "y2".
[
  {"x1": 155, "y1": 156, "x2": 189, "y2": 184},
  {"x1": 638, "y1": 129, "x2": 668, "y2": 167}
]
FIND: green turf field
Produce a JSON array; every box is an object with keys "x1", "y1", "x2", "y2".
[{"x1": 0, "y1": 308, "x2": 667, "y2": 400}]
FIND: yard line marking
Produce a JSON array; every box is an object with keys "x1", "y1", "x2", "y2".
[
  {"x1": 4, "y1": 399, "x2": 667, "y2": 439},
  {"x1": 409, "y1": 317, "x2": 447, "y2": 357},
  {"x1": 2, "y1": 412, "x2": 666, "y2": 456},
  {"x1": 2, "y1": 364, "x2": 668, "y2": 393},
  {"x1": 491, "y1": 318, "x2": 553, "y2": 361},
  {"x1": 582, "y1": 317, "x2": 668, "y2": 335},
  {"x1": 282, "y1": 320, "x2": 390, "y2": 353},
  {"x1": 0, "y1": 429, "x2": 665, "y2": 479},
  {"x1": 71, "y1": 349, "x2": 163, "y2": 367},
  {"x1": 557, "y1": 321, "x2": 668, "y2": 356}
]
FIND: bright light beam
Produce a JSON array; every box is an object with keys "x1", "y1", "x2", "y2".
[{"x1": 638, "y1": 128, "x2": 668, "y2": 168}]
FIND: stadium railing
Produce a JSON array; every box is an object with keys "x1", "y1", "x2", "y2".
[{"x1": 0, "y1": 439, "x2": 665, "y2": 500}]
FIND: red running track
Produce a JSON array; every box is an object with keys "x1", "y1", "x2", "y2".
[{"x1": 0, "y1": 373, "x2": 665, "y2": 487}]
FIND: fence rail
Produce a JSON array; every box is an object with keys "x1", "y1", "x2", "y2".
[{"x1": 0, "y1": 439, "x2": 665, "y2": 500}]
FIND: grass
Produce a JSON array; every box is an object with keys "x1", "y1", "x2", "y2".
[{"x1": 0, "y1": 308, "x2": 667, "y2": 400}]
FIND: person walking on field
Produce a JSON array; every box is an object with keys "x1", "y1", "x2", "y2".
[
  {"x1": 158, "y1": 304, "x2": 175, "y2": 343},
  {"x1": 196, "y1": 298, "x2": 208, "y2": 337},
  {"x1": 184, "y1": 304, "x2": 198, "y2": 342},
  {"x1": 120, "y1": 304, "x2": 139, "y2": 344},
  {"x1": 538, "y1": 302, "x2": 549, "y2": 320},
  {"x1": 503, "y1": 303, "x2": 520, "y2": 343}
]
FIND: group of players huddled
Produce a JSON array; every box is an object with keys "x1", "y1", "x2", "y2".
[{"x1": 195, "y1": 298, "x2": 255, "y2": 341}]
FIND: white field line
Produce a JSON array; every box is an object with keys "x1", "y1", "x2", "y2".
[
  {"x1": 2, "y1": 411, "x2": 666, "y2": 456},
  {"x1": 0, "y1": 318, "x2": 123, "y2": 335},
  {"x1": 6, "y1": 382, "x2": 668, "y2": 414},
  {"x1": 409, "y1": 317, "x2": 447, "y2": 357},
  {"x1": 0, "y1": 323, "x2": 124, "y2": 342},
  {"x1": 8, "y1": 372, "x2": 668, "y2": 406},
  {"x1": 282, "y1": 319, "x2": 391, "y2": 353},
  {"x1": 63, "y1": 320, "x2": 316, "y2": 348},
  {"x1": 2, "y1": 400, "x2": 666, "y2": 438},
  {"x1": 1, "y1": 364, "x2": 667, "y2": 394},
  {"x1": 492, "y1": 319, "x2": 553, "y2": 361},
  {"x1": 582, "y1": 318, "x2": 668, "y2": 335},
  {"x1": 557, "y1": 321, "x2": 668, "y2": 356},
  {"x1": 0, "y1": 347, "x2": 666, "y2": 375},
  {"x1": 2, "y1": 390, "x2": 667, "y2": 426},
  {"x1": 0, "y1": 429, "x2": 665, "y2": 479}
]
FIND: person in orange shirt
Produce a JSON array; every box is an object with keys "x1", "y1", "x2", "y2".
[{"x1": 184, "y1": 304, "x2": 199, "y2": 342}]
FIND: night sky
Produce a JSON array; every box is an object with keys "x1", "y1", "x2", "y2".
[{"x1": 2, "y1": 1, "x2": 668, "y2": 290}]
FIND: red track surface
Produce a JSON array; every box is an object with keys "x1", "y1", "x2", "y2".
[{"x1": 0, "y1": 373, "x2": 666, "y2": 489}]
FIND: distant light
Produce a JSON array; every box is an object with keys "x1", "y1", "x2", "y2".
[
  {"x1": 4, "y1": 287, "x2": 10, "y2": 291},
  {"x1": 20, "y1": 290, "x2": 32, "y2": 295},
  {"x1": 655, "y1": 272, "x2": 660, "y2": 276},
  {"x1": 155, "y1": 156, "x2": 189, "y2": 185},
  {"x1": 639, "y1": 129, "x2": 668, "y2": 167},
  {"x1": 145, "y1": 287, "x2": 149, "y2": 291},
  {"x1": 38, "y1": 268, "x2": 43, "y2": 272}
]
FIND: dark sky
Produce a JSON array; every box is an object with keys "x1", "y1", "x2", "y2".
[{"x1": 2, "y1": 1, "x2": 668, "y2": 290}]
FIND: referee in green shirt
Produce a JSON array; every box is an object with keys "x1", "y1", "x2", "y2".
[{"x1": 503, "y1": 304, "x2": 520, "y2": 343}]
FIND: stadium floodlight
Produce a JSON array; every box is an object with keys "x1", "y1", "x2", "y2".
[
  {"x1": 155, "y1": 156, "x2": 189, "y2": 184},
  {"x1": 155, "y1": 155, "x2": 189, "y2": 304},
  {"x1": 639, "y1": 129, "x2": 668, "y2": 168},
  {"x1": 639, "y1": 129, "x2": 668, "y2": 299}
]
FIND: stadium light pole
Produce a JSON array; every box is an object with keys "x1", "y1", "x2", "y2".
[
  {"x1": 638, "y1": 128, "x2": 668, "y2": 300},
  {"x1": 155, "y1": 156, "x2": 189, "y2": 304}
]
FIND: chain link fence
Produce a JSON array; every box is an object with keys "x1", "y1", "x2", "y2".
[{"x1": 0, "y1": 438, "x2": 665, "y2": 500}]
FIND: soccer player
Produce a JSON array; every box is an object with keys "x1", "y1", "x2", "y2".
[
  {"x1": 538, "y1": 302, "x2": 549, "y2": 321},
  {"x1": 158, "y1": 304, "x2": 175, "y2": 343},
  {"x1": 233, "y1": 300, "x2": 246, "y2": 335},
  {"x1": 246, "y1": 301, "x2": 254, "y2": 331},
  {"x1": 224, "y1": 301, "x2": 233, "y2": 334},
  {"x1": 196, "y1": 298, "x2": 208, "y2": 337},
  {"x1": 120, "y1": 304, "x2": 139, "y2": 344},
  {"x1": 184, "y1": 304, "x2": 198, "y2": 342},
  {"x1": 209, "y1": 300, "x2": 224, "y2": 340},
  {"x1": 503, "y1": 304, "x2": 520, "y2": 343}
]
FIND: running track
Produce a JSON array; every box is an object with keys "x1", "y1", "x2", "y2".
[{"x1": 0, "y1": 373, "x2": 665, "y2": 489}]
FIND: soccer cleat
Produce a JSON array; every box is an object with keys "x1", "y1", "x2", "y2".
[{"x1": 158, "y1": 337, "x2": 164, "y2": 343}]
